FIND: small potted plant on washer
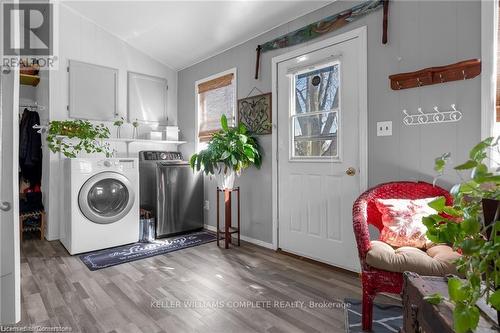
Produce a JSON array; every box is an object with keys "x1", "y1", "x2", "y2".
[
  {"x1": 189, "y1": 114, "x2": 262, "y2": 189},
  {"x1": 423, "y1": 137, "x2": 500, "y2": 333}
]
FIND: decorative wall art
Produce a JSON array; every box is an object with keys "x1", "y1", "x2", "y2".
[
  {"x1": 238, "y1": 93, "x2": 272, "y2": 135},
  {"x1": 254, "y1": 0, "x2": 389, "y2": 79}
]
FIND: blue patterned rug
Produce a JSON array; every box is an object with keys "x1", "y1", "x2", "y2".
[
  {"x1": 345, "y1": 298, "x2": 403, "y2": 333},
  {"x1": 80, "y1": 230, "x2": 217, "y2": 271}
]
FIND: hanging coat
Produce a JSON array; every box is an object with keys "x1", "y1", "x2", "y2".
[{"x1": 19, "y1": 109, "x2": 42, "y2": 186}]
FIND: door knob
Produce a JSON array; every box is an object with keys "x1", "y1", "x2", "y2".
[
  {"x1": 345, "y1": 167, "x2": 356, "y2": 176},
  {"x1": 0, "y1": 201, "x2": 11, "y2": 211}
]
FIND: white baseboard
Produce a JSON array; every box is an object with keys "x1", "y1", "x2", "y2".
[
  {"x1": 45, "y1": 233, "x2": 59, "y2": 241},
  {"x1": 204, "y1": 224, "x2": 275, "y2": 250}
]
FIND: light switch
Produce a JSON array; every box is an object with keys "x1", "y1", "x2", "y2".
[{"x1": 377, "y1": 121, "x2": 392, "y2": 137}]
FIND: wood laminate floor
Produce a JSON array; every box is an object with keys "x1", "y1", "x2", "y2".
[{"x1": 15, "y1": 238, "x2": 395, "y2": 333}]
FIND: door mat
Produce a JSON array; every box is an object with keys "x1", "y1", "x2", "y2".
[
  {"x1": 344, "y1": 298, "x2": 403, "y2": 333},
  {"x1": 80, "y1": 230, "x2": 216, "y2": 271}
]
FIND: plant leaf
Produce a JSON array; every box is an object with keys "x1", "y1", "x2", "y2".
[
  {"x1": 428, "y1": 196, "x2": 446, "y2": 212},
  {"x1": 424, "y1": 293, "x2": 445, "y2": 305},
  {"x1": 488, "y1": 289, "x2": 500, "y2": 311},
  {"x1": 454, "y1": 160, "x2": 477, "y2": 170},
  {"x1": 453, "y1": 303, "x2": 480, "y2": 333},
  {"x1": 448, "y1": 278, "x2": 468, "y2": 302},
  {"x1": 220, "y1": 114, "x2": 229, "y2": 131}
]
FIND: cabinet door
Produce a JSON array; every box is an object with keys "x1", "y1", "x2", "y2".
[
  {"x1": 69, "y1": 60, "x2": 118, "y2": 121},
  {"x1": 128, "y1": 72, "x2": 168, "y2": 124}
]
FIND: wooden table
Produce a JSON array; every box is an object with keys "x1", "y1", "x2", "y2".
[
  {"x1": 402, "y1": 272, "x2": 498, "y2": 333},
  {"x1": 216, "y1": 187, "x2": 240, "y2": 249}
]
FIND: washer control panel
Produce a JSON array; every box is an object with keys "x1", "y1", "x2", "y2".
[{"x1": 140, "y1": 151, "x2": 183, "y2": 161}]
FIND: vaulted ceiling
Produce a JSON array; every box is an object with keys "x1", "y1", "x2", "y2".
[{"x1": 63, "y1": 1, "x2": 331, "y2": 70}]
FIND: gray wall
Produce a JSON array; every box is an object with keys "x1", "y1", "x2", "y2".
[{"x1": 178, "y1": 0, "x2": 481, "y2": 245}]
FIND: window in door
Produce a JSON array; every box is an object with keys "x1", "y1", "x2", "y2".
[
  {"x1": 196, "y1": 69, "x2": 236, "y2": 143},
  {"x1": 291, "y1": 62, "x2": 340, "y2": 159}
]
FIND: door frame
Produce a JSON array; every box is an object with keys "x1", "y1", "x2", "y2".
[{"x1": 271, "y1": 26, "x2": 368, "y2": 250}]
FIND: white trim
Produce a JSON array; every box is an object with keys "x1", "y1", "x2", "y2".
[
  {"x1": 194, "y1": 67, "x2": 237, "y2": 153},
  {"x1": 203, "y1": 224, "x2": 274, "y2": 250},
  {"x1": 271, "y1": 26, "x2": 368, "y2": 251},
  {"x1": 481, "y1": 0, "x2": 498, "y2": 140}
]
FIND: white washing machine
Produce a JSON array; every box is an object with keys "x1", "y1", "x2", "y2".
[{"x1": 60, "y1": 158, "x2": 140, "y2": 255}]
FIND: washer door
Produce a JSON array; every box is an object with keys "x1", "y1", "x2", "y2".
[{"x1": 78, "y1": 172, "x2": 135, "y2": 224}]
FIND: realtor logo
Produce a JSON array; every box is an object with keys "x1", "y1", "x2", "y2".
[{"x1": 2, "y1": 2, "x2": 58, "y2": 69}]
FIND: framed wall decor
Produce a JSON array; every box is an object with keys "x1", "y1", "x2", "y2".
[{"x1": 237, "y1": 93, "x2": 272, "y2": 135}]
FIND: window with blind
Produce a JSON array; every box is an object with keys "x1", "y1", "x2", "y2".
[{"x1": 197, "y1": 71, "x2": 236, "y2": 141}]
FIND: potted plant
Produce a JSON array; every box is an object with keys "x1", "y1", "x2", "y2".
[
  {"x1": 189, "y1": 114, "x2": 262, "y2": 189},
  {"x1": 423, "y1": 137, "x2": 500, "y2": 333},
  {"x1": 46, "y1": 119, "x2": 111, "y2": 158},
  {"x1": 132, "y1": 119, "x2": 140, "y2": 139},
  {"x1": 113, "y1": 116, "x2": 125, "y2": 138}
]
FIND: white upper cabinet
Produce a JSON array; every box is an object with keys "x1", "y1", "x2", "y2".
[
  {"x1": 68, "y1": 60, "x2": 118, "y2": 121},
  {"x1": 127, "y1": 72, "x2": 168, "y2": 125}
]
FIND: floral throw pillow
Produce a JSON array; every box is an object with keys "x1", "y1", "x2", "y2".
[{"x1": 375, "y1": 197, "x2": 439, "y2": 248}]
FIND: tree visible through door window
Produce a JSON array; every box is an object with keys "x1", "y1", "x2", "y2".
[
  {"x1": 197, "y1": 70, "x2": 236, "y2": 142},
  {"x1": 292, "y1": 62, "x2": 340, "y2": 158}
]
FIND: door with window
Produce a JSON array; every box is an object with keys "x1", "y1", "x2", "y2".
[{"x1": 277, "y1": 30, "x2": 366, "y2": 272}]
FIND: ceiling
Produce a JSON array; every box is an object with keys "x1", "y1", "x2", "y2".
[{"x1": 63, "y1": 1, "x2": 331, "y2": 70}]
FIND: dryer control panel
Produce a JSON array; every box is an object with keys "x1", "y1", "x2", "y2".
[{"x1": 139, "y1": 151, "x2": 183, "y2": 161}]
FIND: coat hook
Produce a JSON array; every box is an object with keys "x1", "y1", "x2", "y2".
[
  {"x1": 396, "y1": 81, "x2": 401, "y2": 89},
  {"x1": 451, "y1": 104, "x2": 456, "y2": 111},
  {"x1": 462, "y1": 70, "x2": 467, "y2": 80},
  {"x1": 433, "y1": 106, "x2": 439, "y2": 113},
  {"x1": 439, "y1": 73, "x2": 444, "y2": 83},
  {"x1": 416, "y1": 78, "x2": 422, "y2": 86},
  {"x1": 417, "y1": 107, "x2": 423, "y2": 114}
]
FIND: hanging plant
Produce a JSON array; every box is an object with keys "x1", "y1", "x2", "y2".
[{"x1": 46, "y1": 120, "x2": 111, "y2": 158}]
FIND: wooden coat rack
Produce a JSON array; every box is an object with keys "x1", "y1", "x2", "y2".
[{"x1": 389, "y1": 59, "x2": 481, "y2": 90}]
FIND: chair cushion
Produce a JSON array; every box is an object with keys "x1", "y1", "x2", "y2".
[{"x1": 366, "y1": 240, "x2": 460, "y2": 276}]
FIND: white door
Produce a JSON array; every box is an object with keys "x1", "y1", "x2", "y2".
[
  {"x1": 276, "y1": 29, "x2": 367, "y2": 272},
  {"x1": 0, "y1": 4, "x2": 21, "y2": 321},
  {"x1": 0, "y1": 66, "x2": 21, "y2": 323}
]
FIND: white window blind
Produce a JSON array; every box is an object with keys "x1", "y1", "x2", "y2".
[{"x1": 197, "y1": 73, "x2": 235, "y2": 141}]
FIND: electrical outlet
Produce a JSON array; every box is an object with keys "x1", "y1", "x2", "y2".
[
  {"x1": 377, "y1": 121, "x2": 392, "y2": 137},
  {"x1": 203, "y1": 200, "x2": 210, "y2": 210}
]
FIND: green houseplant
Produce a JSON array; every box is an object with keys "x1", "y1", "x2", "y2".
[
  {"x1": 46, "y1": 120, "x2": 111, "y2": 158},
  {"x1": 423, "y1": 137, "x2": 500, "y2": 333},
  {"x1": 189, "y1": 114, "x2": 262, "y2": 189}
]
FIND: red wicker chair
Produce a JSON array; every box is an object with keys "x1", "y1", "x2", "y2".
[{"x1": 352, "y1": 181, "x2": 452, "y2": 331}]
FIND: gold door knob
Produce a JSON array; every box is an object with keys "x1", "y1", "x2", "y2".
[{"x1": 346, "y1": 167, "x2": 356, "y2": 176}]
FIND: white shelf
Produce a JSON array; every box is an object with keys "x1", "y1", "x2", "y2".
[
  {"x1": 56, "y1": 136, "x2": 186, "y2": 145},
  {"x1": 103, "y1": 137, "x2": 187, "y2": 145}
]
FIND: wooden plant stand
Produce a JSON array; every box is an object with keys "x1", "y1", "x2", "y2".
[
  {"x1": 20, "y1": 210, "x2": 45, "y2": 241},
  {"x1": 216, "y1": 187, "x2": 240, "y2": 249}
]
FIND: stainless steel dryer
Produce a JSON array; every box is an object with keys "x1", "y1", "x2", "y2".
[{"x1": 139, "y1": 151, "x2": 204, "y2": 238}]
